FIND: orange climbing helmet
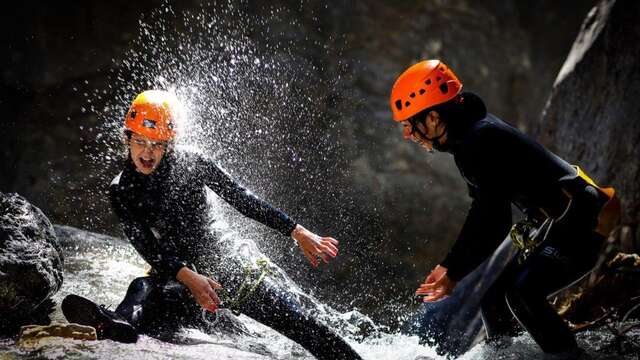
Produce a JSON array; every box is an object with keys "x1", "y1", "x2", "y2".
[
  {"x1": 390, "y1": 60, "x2": 463, "y2": 121},
  {"x1": 124, "y1": 90, "x2": 179, "y2": 141}
]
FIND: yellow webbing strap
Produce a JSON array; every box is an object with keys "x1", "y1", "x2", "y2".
[
  {"x1": 574, "y1": 165, "x2": 598, "y2": 188},
  {"x1": 218, "y1": 258, "x2": 272, "y2": 314},
  {"x1": 573, "y1": 166, "x2": 621, "y2": 237},
  {"x1": 511, "y1": 166, "x2": 621, "y2": 259},
  {"x1": 595, "y1": 186, "x2": 620, "y2": 237}
]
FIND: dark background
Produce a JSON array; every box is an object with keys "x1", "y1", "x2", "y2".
[{"x1": 0, "y1": 0, "x2": 597, "y2": 325}]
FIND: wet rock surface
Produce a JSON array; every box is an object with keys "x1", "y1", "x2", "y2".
[
  {"x1": 0, "y1": 192, "x2": 63, "y2": 335},
  {"x1": 534, "y1": 0, "x2": 640, "y2": 250},
  {"x1": 41, "y1": 225, "x2": 302, "y2": 359},
  {"x1": 18, "y1": 323, "x2": 97, "y2": 348}
]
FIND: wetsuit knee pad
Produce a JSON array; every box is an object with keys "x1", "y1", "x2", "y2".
[
  {"x1": 116, "y1": 277, "x2": 158, "y2": 325},
  {"x1": 119, "y1": 277, "x2": 157, "y2": 309},
  {"x1": 128, "y1": 277, "x2": 153, "y2": 292}
]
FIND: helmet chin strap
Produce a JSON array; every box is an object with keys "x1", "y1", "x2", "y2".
[{"x1": 409, "y1": 118, "x2": 448, "y2": 149}]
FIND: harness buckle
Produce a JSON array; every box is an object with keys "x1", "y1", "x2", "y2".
[{"x1": 510, "y1": 218, "x2": 553, "y2": 263}]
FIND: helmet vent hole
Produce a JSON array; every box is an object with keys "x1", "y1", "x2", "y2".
[
  {"x1": 395, "y1": 100, "x2": 402, "y2": 110},
  {"x1": 405, "y1": 101, "x2": 411, "y2": 107},
  {"x1": 437, "y1": 76, "x2": 442, "y2": 81},
  {"x1": 426, "y1": 79, "x2": 432, "y2": 85},
  {"x1": 439, "y1": 66, "x2": 445, "y2": 71},
  {"x1": 439, "y1": 83, "x2": 449, "y2": 94},
  {"x1": 130, "y1": 111, "x2": 136, "y2": 119},
  {"x1": 419, "y1": 89, "x2": 425, "y2": 95},
  {"x1": 410, "y1": 92, "x2": 416, "y2": 98}
]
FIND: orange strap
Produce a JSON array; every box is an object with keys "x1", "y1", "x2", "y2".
[{"x1": 574, "y1": 166, "x2": 620, "y2": 237}]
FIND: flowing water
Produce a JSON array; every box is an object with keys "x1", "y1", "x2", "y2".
[
  {"x1": 2, "y1": 2, "x2": 637, "y2": 359},
  {"x1": 0, "y1": 221, "x2": 636, "y2": 360}
]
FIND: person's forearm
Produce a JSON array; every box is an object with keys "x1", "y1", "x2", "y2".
[
  {"x1": 204, "y1": 162, "x2": 296, "y2": 236},
  {"x1": 228, "y1": 191, "x2": 297, "y2": 236}
]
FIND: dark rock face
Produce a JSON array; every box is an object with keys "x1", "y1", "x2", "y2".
[
  {"x1": 534, "y1": 0, "x2": 640, "y2": 250},
  {"x1": 0, "y1": 192, "x2": 63, "y2": 335}
]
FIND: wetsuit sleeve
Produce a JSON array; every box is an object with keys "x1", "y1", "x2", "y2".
[
  {"x1": 109, "y1": 186, "x2": 189, "y2": 278},
  {"x1": 199, "y1": 157, "x2": 297, "y2": 236},
  {"x1": 440, "y1": 187, "x2": 512, "y2": 282}
]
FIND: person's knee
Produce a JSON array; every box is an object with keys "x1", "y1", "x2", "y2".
[
  {"x1": 128, "y1": 277, "x2": 152, "y2": 292},
  {"x1": 121, "y1": 277, "x2": 158, "y2": 309}
]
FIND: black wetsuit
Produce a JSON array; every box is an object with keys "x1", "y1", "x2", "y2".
[
  {"x1": 109, "y1": 150, "x2": 361, "y2": 360},
  {"x1": 438, "y1": 93, "x2": 608, "y2": 353}
]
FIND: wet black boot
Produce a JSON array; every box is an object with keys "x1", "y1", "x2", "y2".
[{"x1": 62, "y1": 294, "x2": 138, "y2": 343}]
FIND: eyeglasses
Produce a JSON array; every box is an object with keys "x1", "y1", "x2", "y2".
[{"x1": 130, "y1": 136, "x2": 167, "y2": 151}]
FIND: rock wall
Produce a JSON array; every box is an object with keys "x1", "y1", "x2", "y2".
[{"x1": 534, "y1": 0, "x2": 640, "y2": 251}]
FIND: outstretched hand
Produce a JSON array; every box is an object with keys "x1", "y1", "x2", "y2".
[
  {"x1": 415, "y1": 265, "x2": 456, "y2": 302},
  {"x1": 291, "y1": 224, "x2": 339, "y2": 267},
  {"x1": 177, "y1": 266, "x2": 222, "y2": 312}
]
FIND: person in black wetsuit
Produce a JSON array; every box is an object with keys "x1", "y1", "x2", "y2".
[
  {"x1": 389, "y1": 60, "x2": 617, "y2": 355},
  {"x1": 62, "y1": 90, "x2": 362, "y2": 360}
]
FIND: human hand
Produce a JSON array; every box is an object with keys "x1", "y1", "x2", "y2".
[
  {"x1": 176, "y1": 267, "x2": 222, "y2": 312},
  {"x1": 291, "y1": 224, "x2": 339, "y2": 268},
  {"x1": 415, "y1": 265, "x2": 456, "y2": 302}
]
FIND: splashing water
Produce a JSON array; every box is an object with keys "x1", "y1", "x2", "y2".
[
  {"x1": 1, "y1": 224, "x2": 637, "y2": 359},
  {"x1": 67, "y1": 0, "x2": 396, "y2": 331},
  {"x1": 74, "y1": 0, "x2": 390, "y2": 322},
  {"x1": 87, "y1": 0, "x2": 359, "y2": 275},
  {"x1": 12, "y1": 2, "x2": 634, "y2": 359}
]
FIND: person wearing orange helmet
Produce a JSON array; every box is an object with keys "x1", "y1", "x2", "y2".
[
  {"x1": 390, "y1": 60, "x2": 617, "y2": 355},
  {"x1": 61, "y1": 90, "x2": 362, "y2": 360},
  {"x1": 122, "y1": 89, "x2": 178, "y2": 174}
]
